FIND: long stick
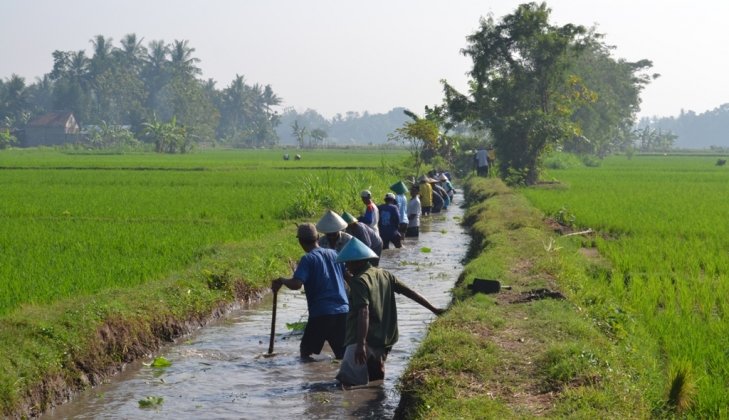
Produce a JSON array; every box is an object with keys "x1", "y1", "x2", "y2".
[{"x1": 267, "y1": 289, "x2": 278, "y2": 355}]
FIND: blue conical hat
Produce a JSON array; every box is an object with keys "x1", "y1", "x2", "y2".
[{"x1": 336, "y1": 237, "x2": 378, "y2": 263}]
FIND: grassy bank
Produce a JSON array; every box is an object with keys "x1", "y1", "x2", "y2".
[
  {"x1": 0, "y1": 230, "x2": 300, "y2": 417},
  {"x1": 397, "y1": 177, "x2": 657, "y2": 418}
]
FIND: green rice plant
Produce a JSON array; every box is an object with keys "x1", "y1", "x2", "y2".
[
  {"x1": 0, "y1": 149, "x2": 403, "y2": 316},
  {"x1": 521, "y1": 155, "x2": 729, "y2": 416}
]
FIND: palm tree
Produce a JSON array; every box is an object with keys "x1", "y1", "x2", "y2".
[
  {"x1": 142, "y1": 40, "x2": 170, "y2": 110},
  {"x1": 89, "y1": 35, "x2": 113, "y2": 77},
  {"x1": 116, "y1": 33, "x2": 147, "y2": 70},
  {"x1": 169, "y1": 40, "x2": 201, "y2": 79}
]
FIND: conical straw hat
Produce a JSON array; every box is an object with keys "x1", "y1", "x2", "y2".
[{"x1": 316, "y1": 210, "x2": 348, "y2": 233}]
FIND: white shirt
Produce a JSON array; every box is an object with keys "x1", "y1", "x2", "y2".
[{"x1": 407, "y1": 196, "x2": 421, "y2": 228}]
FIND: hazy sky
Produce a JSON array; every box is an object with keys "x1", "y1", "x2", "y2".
[{"x1": 2, "y1": 0, "x2": 727, "y2": 120}]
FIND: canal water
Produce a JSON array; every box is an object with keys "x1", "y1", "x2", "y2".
[{"x1": 44, "y1": 195, "x2": 467, "y2": 419}]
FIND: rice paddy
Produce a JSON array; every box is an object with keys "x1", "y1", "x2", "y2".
[
  {"x1": 523, "y1": 154, "x2": 729, "y2": 415},
  {"x1": 0, "y1": 148, "x2": 406, "y2": 316}
]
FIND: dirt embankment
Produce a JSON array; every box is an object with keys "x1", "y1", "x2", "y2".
[{"x1": 3, "y1": 279, "x2": 264, "y2": 419}]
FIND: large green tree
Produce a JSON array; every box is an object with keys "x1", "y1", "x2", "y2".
[
  {"x1": 565, "y1": 30, "x2": 656, "y2": 157},
  {"x1": 444, "y1": 2, "x2": 595, "y2": 185}
]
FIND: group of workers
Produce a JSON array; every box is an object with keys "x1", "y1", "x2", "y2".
[{"x1": 272, "y1": 172, "x2": 456, "y2": 387}]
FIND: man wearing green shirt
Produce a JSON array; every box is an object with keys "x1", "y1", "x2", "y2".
[{"x1": 334, "y1": 238, "x2": 445, "y2": 387}]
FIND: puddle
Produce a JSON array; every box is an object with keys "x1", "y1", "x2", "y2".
[{"x1": 43, "y1": 195, "x2": 467, "y2": 419}]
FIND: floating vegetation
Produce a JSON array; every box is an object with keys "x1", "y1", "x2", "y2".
[
  {"x1": 138, "y1": 396, "x2": 164, "y2": 408},
  {"x1": 286, "y1": 321, "x2": 307, "y2": 331},
  {"x1": 420, "y1": 247, "x2": 432, "y2": 253},
  {"x1": 149, "y1": 356, "x2": 171, "y2": 368}
]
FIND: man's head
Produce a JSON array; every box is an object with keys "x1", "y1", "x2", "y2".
[
  {"x1": 410, "y1": 185, "x2": 419, "y2": 198},
  {"x1": 360, "y1": 189, "x2": 372, "y2": 204},
  {"x1": 384, "y1": 192, "x2": 396, "y2": 204},
  {"x1": 296, "y1": 223, "x2": 318, "y2": 248}
]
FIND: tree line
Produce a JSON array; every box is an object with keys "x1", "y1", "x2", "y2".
[
  {"x1": 639, "y1": 104, "x2": 729, "y2": 150},
  {"x1": 0, "y1": 34, "x2": 281, "y2": 151}
]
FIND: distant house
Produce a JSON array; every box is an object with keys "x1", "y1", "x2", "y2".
[{"x1": 23, "y1": 111, "x2": 81, "y2": 147}]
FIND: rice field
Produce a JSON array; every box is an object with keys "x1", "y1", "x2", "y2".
[
  {"x1": 523, "y1": 155, "x2": 729, "y2": 415},
  {"x1": 0, "y1": 149, "x2": 406, "y2": 316}
]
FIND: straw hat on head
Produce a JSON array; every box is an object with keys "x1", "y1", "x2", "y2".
[
  {"x1": 390, "y1": 181, "x2": 408, "y2": 195},
  {"x1": 384, "y1": 192, "x2": 396, "y2": 202},
  {"x1": 360, "y1": 190, "x2": 372, "y2": 198},
  {"x1": 316, "y1": 210, "x2": 348, "y2": 234},
  {"x1": 439, "y1": 173, "x2": 449, "y2": 181},
  {"x1": 336, "y1": 237, "x2": 379, "y2": 263},
  {"x1": 341, "y1": 211, "x2": 357, "y2": 225}
]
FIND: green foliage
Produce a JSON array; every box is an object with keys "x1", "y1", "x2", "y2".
[
  {"x1": 84, "y1": 121, "x2": 141, "y2": 150},
  {"x1": 554, "y1": 206, "x2": 576, "y2": 227},
  {"x1": 285, "y1": 321, "x2": 307, "y2": 331},
  {"x1": 0, "y1": 128, "x2": 17, "y2": 149},
  {"x1": 141, "y1": 115, "x2": 191, "y2": 153},
  {"x1": 2, "y1": 36, "x2": 279, "y2": 147},
  {"x1": 388, "y1": 116, "x2": 440, "y2": 176},
  {"x1": 543, "y1": 152, "x2": 582, "y2": 169},
  {"x1": 567, "y1": 34, "x2": 655, "y2": 157},
  {"x1": 138, "y1": 396, "x2": 164, "y2": 408},
  {"x1": 443, "y1": 3, "x2": 653, "y2": 184},
  {"x1": 150, "y1": 357, "x2": 172, "y2": 368},
  {"x1": 634, "y1": 126, "x2": 677, "y2": 152}
]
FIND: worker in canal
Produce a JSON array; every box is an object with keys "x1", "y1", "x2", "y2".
[
  {"x1": 417, "y1": 175, "x2": 433, "y2": 216},
  {"x1": 358, "y1": 190, "x2": 379, "y2": 234},
  {"x1": 334, "y1": 238, "x2": 445, "y2": 387},
  {"x1": 317, "y1": 210, "x2": 352, "y2": 252},
  {"x1": 341, "y1": 211, "x2": 383, "y2": 266},
  {"x1": 377, "y1": 193, "x2": 402, "y2": 250},
  {"x1": 389, "y1": 180, "x2": 410, "y2": 239},
  {"x1": 272, "y1": 223, "x2": 349, "y2": 360}
]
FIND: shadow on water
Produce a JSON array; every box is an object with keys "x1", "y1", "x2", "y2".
[{"x1": 43, "y1": 194, "x2": 468, "y2": 419}]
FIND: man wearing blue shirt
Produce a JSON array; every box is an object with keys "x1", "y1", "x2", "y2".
[{"x1": 272, "y1": 223, "x2": 349, "y2": 359}]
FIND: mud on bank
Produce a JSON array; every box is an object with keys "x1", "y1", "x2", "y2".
[{"x1": 395, "y1": 177, "x2": 653, "y2": 419}]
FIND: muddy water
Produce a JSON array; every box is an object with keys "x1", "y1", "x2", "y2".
[{"x1": 44, "y1": 195, "x2": 467, "y2": 419}]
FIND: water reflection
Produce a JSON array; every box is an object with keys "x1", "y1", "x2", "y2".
[{"x1": 43, "y1": 195, "x2": 466, "y2": 419}]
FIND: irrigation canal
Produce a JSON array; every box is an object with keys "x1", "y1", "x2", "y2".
[{"x1": 44, "y1": 194, "x2": 468, "y2": 419}]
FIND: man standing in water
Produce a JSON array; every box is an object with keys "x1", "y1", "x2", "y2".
[
  {"x1": 272, "y1": 223, "x2": 349, "y2": 360},
  {"x1": 334, "y1": 238, "x2": 445, "y2": 387}
]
